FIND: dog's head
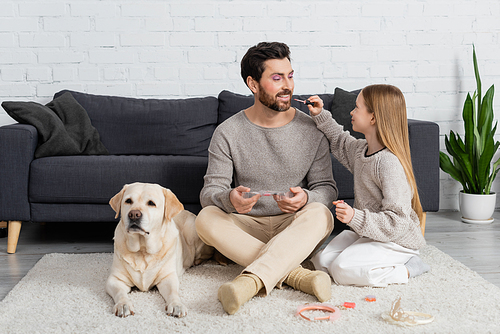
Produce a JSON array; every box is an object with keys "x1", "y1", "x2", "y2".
[{"x1": 109, "y1": 183, "x2": 184, "y2": 236}]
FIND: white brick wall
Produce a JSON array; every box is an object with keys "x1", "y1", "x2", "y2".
[{"x1": 1, "y1": 0, "x2": 499, "y2": 211}]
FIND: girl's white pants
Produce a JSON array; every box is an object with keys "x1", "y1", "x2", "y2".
[{"x1": 311, "y1": 230, "x2": 419, "y2": 287}]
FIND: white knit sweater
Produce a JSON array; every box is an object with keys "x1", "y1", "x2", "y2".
[{"x1": 312, "y1": 109, "x2": 426, "y2": 250}]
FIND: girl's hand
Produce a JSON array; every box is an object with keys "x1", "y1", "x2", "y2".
[
  {"x1": 332, "y1": 200, "x2": 354, "y2": 224},
  {"x1": 306, "y1": 95, "x2": 324, "y2": 116}
]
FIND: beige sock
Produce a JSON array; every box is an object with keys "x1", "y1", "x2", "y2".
[
  {"x1": 284, "y1": 266, "x2": 332, "y2": 302},
  {"x1": 218, "y1": 273, "x2": 264, "y2": 315}
]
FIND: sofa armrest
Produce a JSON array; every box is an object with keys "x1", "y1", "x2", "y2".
[
  {"x1": 408, "y1": 119, "x2": 440, "y2": 212},
  {"x1": 0, "y1": 124, "x2": 38, "y2": 221}
]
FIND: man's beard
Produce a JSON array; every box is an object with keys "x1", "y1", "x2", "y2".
[{"x1": 258, "y1": 85, "x2": 292, "y2": 112}]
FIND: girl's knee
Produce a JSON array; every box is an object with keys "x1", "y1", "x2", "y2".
[
  {"x1": 329, "y1": 258, "x2": 346, "y2": 284},
  {"x1": 329, "y1": 258, "x2": 371, "y2": 286}
]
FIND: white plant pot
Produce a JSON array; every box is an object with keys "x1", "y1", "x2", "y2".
[{"x1": 459, "y1": 191, "x2": 496, "y2": 224}]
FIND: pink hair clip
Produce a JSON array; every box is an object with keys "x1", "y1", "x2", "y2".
[{"x1": 296, "y1": 303, "x2": 341, "y2": 322}]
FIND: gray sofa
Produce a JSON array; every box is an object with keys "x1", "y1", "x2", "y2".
[{"x1": 0, "y1": 89, "x2": 440, "y2": 253}]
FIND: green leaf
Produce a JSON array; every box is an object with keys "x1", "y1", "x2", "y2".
[
  {"x1": 477, "y1": 136, "x2": 496, "y2": 191},
  {"x1": 440, "y1": 151, "x2": 467, "y2": 190},
  {"x1": 486, "y1": 157, "x2": 500, "y2": 194},
  {"x1": 463, "y1": 93, "x2": 474, "y2": 155},
  {"x1": 446, "y1": 132, "x2": 476, "y2": 192},
  {"x1": 473, "y1": 45, "x2": 482, "y2": 115},
  {"x1": 478, "y1": 85, "x2": 495, "y2": 137}
]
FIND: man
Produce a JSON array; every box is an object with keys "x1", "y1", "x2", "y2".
[{"x1": 195, "y1": 42, "x2": 337, "y2": 315}]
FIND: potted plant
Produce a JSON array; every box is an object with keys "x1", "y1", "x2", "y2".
[{"x1": 439, "y1": 46, "x2": 499, "y2": 224}]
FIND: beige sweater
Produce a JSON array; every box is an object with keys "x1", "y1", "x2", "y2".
[
  {"x1": 200, "y1": 109, "x2": 338, "y2": 216},
  {"x1": 313, "y1": 109, "x2": 426, "y2": 250}
]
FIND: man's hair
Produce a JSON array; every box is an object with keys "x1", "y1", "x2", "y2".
[{"x1": 240, "y1": 42, "x2": 291, "y2": 87}]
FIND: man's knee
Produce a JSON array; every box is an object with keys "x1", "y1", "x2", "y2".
[
  {"x1": 301, "y1": 202, "x2": 334, "y2": 234},
  {"x1": 195, "y1": 206, "x2": 223, "y2": 243}
]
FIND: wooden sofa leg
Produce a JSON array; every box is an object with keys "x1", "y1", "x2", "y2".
[
  {"x1": 7, "y1": 221, "x2": 22, "y2": 254},
  {"x1": 421, "y1": 212, "x2": 427, "y2": 237}
]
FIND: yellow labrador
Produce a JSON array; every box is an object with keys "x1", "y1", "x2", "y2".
[{"x1": 106, "y1": 182, "x2": 213, "y2": 318}]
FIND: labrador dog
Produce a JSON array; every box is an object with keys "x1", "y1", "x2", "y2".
[{"x1": 106, "y1": 182, "x2": 213, "y2": 318}]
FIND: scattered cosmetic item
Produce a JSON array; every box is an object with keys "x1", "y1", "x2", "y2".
[
  {"x1": 342, "y1": 302, "x2": 356, "y2": 309},
  {"x1": 242, "y1": 191, "x2": 294, "y2": 201},
  {"x1": 365, "y1": 295, "x2": 376, "y2": 302},
  {"x1": 382, "y1": 296, "x2": 434, "y2": 326}
]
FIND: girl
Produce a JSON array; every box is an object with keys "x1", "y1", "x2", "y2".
[{"x1": 308, "y1": 84, "x2": 429, "y2": 287}]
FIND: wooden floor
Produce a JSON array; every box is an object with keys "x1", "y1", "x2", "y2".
[{"x1": 0, "y1": 211, "x2": 499, "y2": 301}]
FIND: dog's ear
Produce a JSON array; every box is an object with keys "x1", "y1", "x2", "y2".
[
  {"x1": 163, "y1": 188, "x2": 184, "y2": 221},
  {"x1": 109, "y1": 185, "x2": 129, "y2": 219}
]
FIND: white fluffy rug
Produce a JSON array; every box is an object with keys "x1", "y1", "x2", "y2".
[{"x1": 0, "y1": 245, "x2": 499, "y2": 334}]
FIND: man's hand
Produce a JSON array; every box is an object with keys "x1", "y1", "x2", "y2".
[
  {"x1": 230, "y1": 185, "x2": 260, "y2": 214},
  {"x1": 306, "y1": 95, "x2": 324, "y2": 116},
  {"x1": 275, "y1": 187, "x2": 307, "y2": 213},
  {"x1": 332, "y1": 200, "x2": 354, "y2": 224}
]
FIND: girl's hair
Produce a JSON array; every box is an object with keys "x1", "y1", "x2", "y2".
[{"x1": 361, "y1": 84, "x2": 424, "y2": 228}]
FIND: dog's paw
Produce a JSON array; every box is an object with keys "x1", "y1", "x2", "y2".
[
  {"x1": 166, "y1": 302, "x2": 188, "y2": 318},
  {"x1": 113, "y1": 302, "x2": 135, "y2": 318},
  {"x1": 213, "y1": 249, "x2": 233, "y2": 266}
]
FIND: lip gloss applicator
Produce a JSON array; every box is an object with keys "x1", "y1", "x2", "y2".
[{"x1": 294, "y1": 98, "x2": 314, "y2": 106}]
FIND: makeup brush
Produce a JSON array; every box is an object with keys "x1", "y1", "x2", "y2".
[{"x1": 294, "y1": 98, "x2": 314, "y2": 106}]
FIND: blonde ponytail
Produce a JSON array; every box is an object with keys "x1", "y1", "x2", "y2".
[{"x1": 361, "y1": 85, "x2": 424, "y2": 228}]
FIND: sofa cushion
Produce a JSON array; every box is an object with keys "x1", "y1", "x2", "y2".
[
  {"x1": 330, "y1": 87, "x2": 364, "y2": 139},
  {"x1": 408, "y1": 119, "x2": 440, "y2": 212},
  {"x1": 2, "y1": 92, "x2": 108, "y2": 158},
  {"x1": 331, "y1": 156, "x2": 354, "y2": 200},
  {"x1": 29, "y1": 155, "x2": 208, "y2": 205},
  {"x1": 54, "y1": 90, "x2": 219, "y2": 156},
  {"x1": 30, "y1": 203, "x2": 117, "y2": 223},
  {"x1": 217, "y1": 90, "x2": 253, "y2": 124},
  {"x1": 217, "y1": 90, "x2": 336, "y2": 124}
]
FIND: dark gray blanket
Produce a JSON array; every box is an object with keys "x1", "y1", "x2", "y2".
[{"x1": 2, "y1": 92, "x2": 109, "y2": 158}]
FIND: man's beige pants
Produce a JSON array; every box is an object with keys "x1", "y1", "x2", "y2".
[{"x1": 195, "y1": 202, "x2": 334, "y2": 294}]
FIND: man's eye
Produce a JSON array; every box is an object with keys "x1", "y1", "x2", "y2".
[
  {"x1": 272, "y1": 75, "x2": 281, "y2": 81},
  {"x1": 288, "y1": 73, "x2": 294, "y2": 79}
]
